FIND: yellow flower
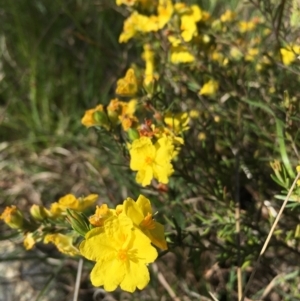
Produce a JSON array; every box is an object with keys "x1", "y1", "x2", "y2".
[
  {"x1": 121, "y1": 115, "x2": 139, "y2": 131},
  {"x1": 89, "y1": 204, "x2": 115, "y2": 227},
  {"x1": 118, "y1": 1, "x2": 172, "y2": 43},
  {"x1": 168, "y1": 35, "x2": 181, "y2": 47},
  {"x1": 50, "y1": 194, "x2": 98, "y2": 216},
  {"x1": 119, "y1": 12, "x2": 159, "y2": 43},
  {"x1": 239, "y1": 21, "x2": 256, "y2": 33},
  {"x1": 116, "y1": 68, "x2": 138, "y2": 96},
  {"x1": 119, "y1": 12, "x2": 146, "y2": 43},
  {"x1": 214, "y1": 115, "x2": 220, "y2": 123},
  {"x1": 198, "y1": 132, "x2": 206, "y2": 140},
  {"x1": 174, "y1": 2, "x2": 188, "y2": 13},
  {"x1": 129, "y1": 136, "x2": 174, "y2": 186},
  {"x1": 245, "y1": 48, "x2": 259, "y2": 61},
  {"x1": 280, "y1": 46, "x2": 300, "y2": 65},
  {"x1": 220, "y1": 10, "x2": 236, "y2": 22},
  {"x1": 269, "y1": 86, "x2": 276, "y2": 94},
  {"x1": 202, "y1": 10, "x2": 211, "y2": 21},
  {"x1": 80, "y1": 215, "x2": 158, "y2": 292},
  {"x1": 121, "y1": 99, "x2": 137, "y2": 117},
  {"x1": 24, "y1": 232, "x2": 36, "y2": 250},
  {"x1": 106, "y1": 98, "x2": 137, "y2": 131},
  {"x1": 157, "y1": 0, "x2": 174, "y2": 29},
  {"x1": 81, "y1": 104, "x2": 110, "y2": 129},
  {"x1": 189, "y1": 109, "x2": 200, "y2": 118},
  {"x1": 120, "y1": 99, "x2": 138, "y2": 131},
  {"x1": 170, "y1": 46, "x2": 195, "y2": 64},
  {"x1": 280, "y1": 48, "x2": 295, "y2": 65},
  {"x1": 169, "y1": 4, "x2": 202, "y2": 44},
  {"x1": 210, "y1": 50, "x2": 228, "y2": 66},
  {"x1": 230, "y1": 47, "x2": 243, "y2": 60},
  {"x1": 199, "y1": 80, "x2": 219, "y2": 96},
  {"x1": 106, "y1": 98, "x2": 123, "y2": 126},
  {"x1": 164, "y1": 112, "x2": 190, "y2": 134},
  {"x1": 0, "y1": 205, "x2": 24, "y2": 229},
  {"x1": 142, "y1": 44, "x2": 157, "y2": 87},
  {"x1": 152, "y1": 125, "x2": 184, "y2": 147},
  {"x1": 44, "y1": 233, "x2": 79, "y2": 256},
  {"x1": 50, "y1": 202, "x2": 64, "y2": 216},
  {"x1": 122, "y1": 195, "x2": 167, "y2": 250},
  {"x1": 180, "y1": 5, "x2": 202, "y2": 42}
]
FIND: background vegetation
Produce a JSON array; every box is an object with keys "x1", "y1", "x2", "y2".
[{"x1": 1, "y1": 0, "x2": 300, "y2": 300}]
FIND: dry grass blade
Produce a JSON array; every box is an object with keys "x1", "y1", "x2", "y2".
[
  {"x1": 208, "y1": 291, "x2": 219, "y2": 301},
  {"x1": 73, "y1": 258, "x2": 83, "y2": 301},
  {"x1": 152, "y1": 262, "x2": 181, "y2": 301},
  {"x1": 240, "y1": 171, "x2": 300, "y2": 301}
]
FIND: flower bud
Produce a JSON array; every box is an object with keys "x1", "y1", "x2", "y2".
[
  {"x1": 24, "y1": 232, "x2": 37, "y2": 250},
  {"x1": 143, "y1": 75, "x2": 158, "y2": 96},
  {"x1": 93, "y1": 111, "x2": 110, "y2": 130},
  {"x1": 66, "y1": 209, "x2": 91, "y2": 237},
  {"x1": 0, "y1": 205, "x2": 24, "y2": 229},
  {"x1": 127, "y1": 128, "x2": 140, "y2": 141},
  {"x1": 30, "y1": 204, "x2": 51, "y2": 221}
]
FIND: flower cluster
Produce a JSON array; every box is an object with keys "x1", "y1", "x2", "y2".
[
  {"x1": 118, "y1": 0, "x2": 209, "y2": 65},
  {"x1": 81, "y1": 67, "x2": 190, "y2": 186},
  {"x1": 80, "y1": 194, "x2": 167, "y2": 292},
  {"x1": 114, "y1": 0, "x2": 300, "y2": 103},
  {"x1": 1, "y1": 193, "x2": 167, "y2": 293},
  {"x1": 0, "y1": 193, "x2": 97, "y2": 255}
]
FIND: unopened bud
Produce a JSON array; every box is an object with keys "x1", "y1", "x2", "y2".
[
  {"x1": 93, "y1": 111, "x2": 109, "y2": 126},
  {"x1": 30, "y1": 204, "x2": 51, "y2": 221},
  {"x1": 1, "y1": 205, "x2": 24, "y2": 229},
  {"x1": 143, "y1": 75, "x2": 158, "y2": 95},
  {"x1": 127, "y1": 128, "x2": 140, "y2": 141},
  {"x1": 270, "y1": 160, "x2": 281, "y2": 172},
  {"x1": 66, "y1": 209, "x2": 91, "y2": 237}
]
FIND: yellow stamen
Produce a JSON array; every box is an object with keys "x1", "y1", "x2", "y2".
[
  {"x1": 118, "y1": 249, "x2": 128, "y2": 261},
  {"x1": 140, "y1": 213, "x2": 156, "y2": 229},
  {"x1": 145, "y1": 156, "x2": 153, "y2": 165}
]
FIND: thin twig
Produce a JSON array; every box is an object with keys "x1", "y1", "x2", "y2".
[
  {"x1": 73, "y1": 258, "x2": 83, "y2": 301},
  {"x1": 260, "y1": 273, "x2": 284, "y2": 299},
  {"x1": 152, "y1": 262, "x2": 181, "y2": 301},
  {"x1": 240, "y1": 171, "x2": 300, "y2": 301},
  {"x1": 274, "y1": 0, "x2": 286, "y2": 45},
  {"x1": 233, "y1": 146, "x2": 243, "y2": 300},
  {"x1": 208, "y1": 291, "x2": 219, "y2": 301}
]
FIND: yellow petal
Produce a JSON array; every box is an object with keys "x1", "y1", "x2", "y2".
[
  {"x1": 44, "y1": 233, "x2": 79, "y2": 256},
  {"x1": 24, "y1": 233, "x2": 36, "y2": 250},
  {"x1": 123, "y1": 198, "x2": 144, "y2": 225},
  {"x1": 199, "y1": 79, "x2": 219, "y2": 96},
  {"x1": 136, "y1": 195, "x2": 153, "y2": 217},
  {"x1": 148, "y1": 222, "x2": 168, "y2": 250},
  {"x1": 120, "y1": 261, "x2": 149, "y2": 292},
  {"x1": 91, "y1": 260, "x2": 125, "y2": 290},
  {"x1": 136, "y1": 166, "x2": 153, "y2": 186}
]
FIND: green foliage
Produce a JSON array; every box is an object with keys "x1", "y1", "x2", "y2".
[{"x1": 1, "y1": 0, "x2": 300, "y2": 300}]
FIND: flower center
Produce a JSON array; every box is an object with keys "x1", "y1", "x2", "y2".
[
  {"x1": 140, "y1": 212, "x2": 156, "y2": 230},
  {"x1": 117, "y1": 249, "x2": 128, "y2": 262},
  {"x1": 145, "y1": 156, "x2": 153, "y2": 165}
]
